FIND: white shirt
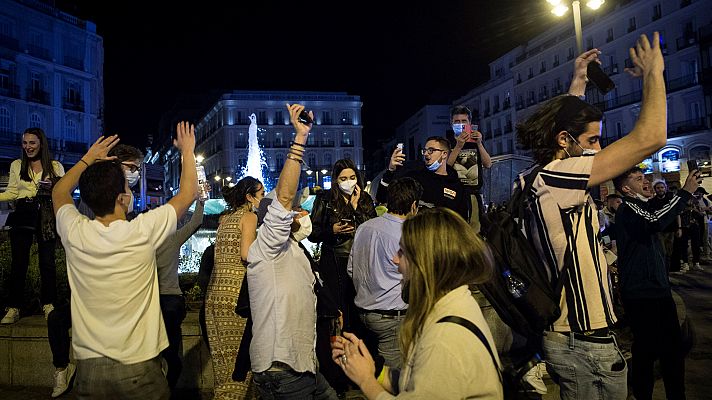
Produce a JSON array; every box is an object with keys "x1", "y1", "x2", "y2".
[
  {"x1": 56, "y1": 204, "x2": 177, "y2": 364},
  {"x1": 376, "y1": 286, "x2": 503, "y2": 399},
  {"x1": 247, "y1": 200, "x2": 318, "y2": 374}
]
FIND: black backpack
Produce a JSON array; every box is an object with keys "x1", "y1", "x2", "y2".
[{"x1": 479, "y1": 166, "x2": 567, "y2": 342}]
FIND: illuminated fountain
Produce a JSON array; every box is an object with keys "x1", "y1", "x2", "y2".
[{"x1": 179, "y1": 114, "x2": 272, "y2": 273}]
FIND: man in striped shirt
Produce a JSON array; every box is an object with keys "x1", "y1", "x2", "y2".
[{"x1": 515, "y1": 33, "x2": 667, "y2": 399}]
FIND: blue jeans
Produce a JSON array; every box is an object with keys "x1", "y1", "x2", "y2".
[
  {"x1": 360, "y1": 311, "x2": 404, "y2": 369},
  {"x1": 543, "y1": 331, "x2": 628, "y2": 400},
  {"x1": 75, "y1": 356, "x2": 169, "y2": 400},
  {"x1": 253, "y1": 368, "x2": 338, "y2": 400}
]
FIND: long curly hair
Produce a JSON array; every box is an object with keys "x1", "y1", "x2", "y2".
[
  {"x1": 515, "y1": 95, "x2": 602, "y2": 165},
  {"x1": 20, "y1": 127, "x2": 58, "y2": 182},
  {"x1": 328, "y1": 158, "x2": 372, "y2": 215}
]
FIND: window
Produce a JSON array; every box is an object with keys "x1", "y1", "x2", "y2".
[
  {"x1": 528, "y1": 67, "x2": 533, "y2": 78},
  {"x1": 341, "y1": 131, "x2": 353, "y2": 146},
  {"x1": 628, "y1": 17, "x2": 636, "y2": 33},
  {"x1": 0, "y1": 107, "x2": 10, "y2": 132},
  {"x1": 30, "y1": 112, "x2": 42, "y2": 129},
  {"x1": 65, "y1": 119, "x2": 77, "y2": 141},
  {"x1": 586, "y1": 37, "x2": 593, "y2": 50},
  {"x1": 0, "y1": 71, "x2": 8, "y2": 89},
  {"x1": 553, "y1": 54, "x2": 560, "y2": 67},
  {"x1": 275, "y1": 110, "x2": 284, "y2": 125},
  {"x1": 275, "y1": 132, "x2": 283, "y2": 147},
  {"x1": 276, "y1": 153, "x2": 284, "y2": 170},
  {"x1": 324, "y1": 153, "x2": 332, "y2": 167},
  {"x1": 67, "y1": 84, "x2": 80, "y2": 104},
  {"x1": 607, "y1": 28, "x2": 614, "y2": 42},
  {"x1": 568, "y1": 47, "x2": 574, "y2": 60},
  {"x1": 540, "y1": 61, "x2": 546, "y2": 73},
  {"x1": 322, "y1": 111, "x2": 332, "y2": 125},
  {"x1": 257, "y1": 111, "x2": 267, "y2": 125},
  {"x1": 344, "y1": 152, "x2": 352, "y2": 160},
  {"x1": 615, "y1": 122, "x2": 623, "y2": 137},
  {"x1": 690, "y1": 102, "x2": 701, "y2": 120},
  {"x1": 308, "y1": 154, "x2": 317, "y2": 168},
  {"x1": 340, "y1": 111, "x2": 351, "y2": 124},
  {"x1": 652, "y1": 3, "x2": 662, "y2": 21},
  {"x1": 31, "y1": 72, "x2": 41, "y2": 93}
]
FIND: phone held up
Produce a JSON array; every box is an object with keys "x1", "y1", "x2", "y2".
[
  {"x1": 687, "y1": 159, "x2": 703, "y2": 183},
  {"x1": 587, "y1": 62, "x2": 615, "y2": 94},
  {"x1": 298, "y1": 110, "x2": 313, "y2": 125}
]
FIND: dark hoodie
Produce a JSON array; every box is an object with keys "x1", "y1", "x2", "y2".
[{"x1": 615, "y1": 189, "x2": 692, "y2": 299}]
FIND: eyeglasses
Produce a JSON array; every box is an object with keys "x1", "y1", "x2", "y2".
[
  {"x1": 121, "y1": 162, "x2": 142, "y2": 173},
  {"x1": 420, "y1": 148, "x2": 446, "y2": 156}
]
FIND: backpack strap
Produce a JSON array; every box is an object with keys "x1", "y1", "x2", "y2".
[
  {"x1": 506, "y1": 165, "x2": 544, "y2": 225},
  {"x1": 437, "y1": 316, "x2": 502, "y2": 384}
]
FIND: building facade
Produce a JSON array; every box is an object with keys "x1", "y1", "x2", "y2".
[
  {"x1": 0, "y1": 0, "x2": 103, "y2": 173},
  {"x1": 454, "y1": 0, "x2": 712, "y2": 195},
  {"x1": 390, "y1": 105, "x2": 451, "y2": 164},
  {"x1": 163, "y1": 91, "x2": 363, "y2": 196}
]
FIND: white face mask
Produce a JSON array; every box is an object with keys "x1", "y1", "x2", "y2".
[
  {"x1": 121, "y1": 192, "x2": 134, "y2": 214},
  {"x1": 338, "y1": 179, "x2": 358, "y2": 196},
  {"x1": 567, "y1": 132, "x2": 599, "y2": 157},
  {"x1": 292, "y1": 214, "x2": 312, "y2": 242},
  {"x1": 125, "y1": 170, "x2": 140, "y2": 187}
]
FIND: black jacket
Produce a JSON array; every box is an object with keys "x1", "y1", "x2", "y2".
[{"x1": 615, "y1": 190, "x2": 692, "y2": 299}]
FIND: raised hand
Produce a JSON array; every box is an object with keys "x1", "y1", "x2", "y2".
[
  {"x1": 682, "y1": 169, "x2": 701, "y2": 194},
  {"x1": 388, "y1": 146, "x2": 405, "y2": 172},
  {"x1": 83, "y1": 135, "x2": 119, "y2": 165},
  {"x1": 173, "y1": 121, "x2": 196, "y2": 154},
  {"x1": 333, "y1": 332, "x2": 376, "y2": 387},
  {"x1": 286, "y1": 103, "x2": 313, "y2": 139},
  {"x1": 455, "y1": 131, "x2": 471, "y2": 147},
  {"x1": 575, "y1": 48, "x2": 601, "y2": 81},
  {"x1": 350, "y1": 184, "x2": 361, "y2": 210},
  {"x1": 626, "y1": 32, "x2": 664, "y2": 78}
]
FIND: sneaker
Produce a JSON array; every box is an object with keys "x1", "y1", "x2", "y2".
[
  {"x1": 51, "y1": 363, "x2": 76, "y2": 398},
  {"x1": 693, "y1": 263, "x2": 705, "y2": 271},
  {"x1": 1, "y1": 308, "x2": 20, "y2": 324},
  {"x1": 681, "y1": 263, "x2": 690, "y2": 272},
  {"x1": 522, "y1": 362, "x2": 548, "y2": 395},
  {"x1": 43, "y1": 304, "x2": 55, "y2": 321},
  {"x1": 671, "y1": 270, "x2": 686, "y2": 275}
]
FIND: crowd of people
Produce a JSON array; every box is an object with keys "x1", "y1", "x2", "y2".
[{"x1": 0, "y1": 31, "x2": 710, "y2": 400}]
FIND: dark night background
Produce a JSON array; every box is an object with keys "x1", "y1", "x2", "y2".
[{"x1": 54, "y1": 1, "x2": 563, "y2": 151}]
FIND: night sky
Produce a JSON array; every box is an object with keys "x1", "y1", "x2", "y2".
[{"x1": 55, "y1": 0, "x2": 562, "y2": 151}]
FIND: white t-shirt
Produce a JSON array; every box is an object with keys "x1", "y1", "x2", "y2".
[{"x1": 56, "y1": 204, "x2": 177, "y2": 364}]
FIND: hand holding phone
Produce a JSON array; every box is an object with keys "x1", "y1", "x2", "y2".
[
  {"x1": 687, "y1": 159, "x2": 703, "y2": 184},
  {"x1": 298, "y1": 110, "x2": 313, "y2": 125},
  {"x1": 587, "y1": 62, "x2": 615, "y2": 94}
]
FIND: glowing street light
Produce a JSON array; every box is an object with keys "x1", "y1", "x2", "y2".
[
  {"x1": 195, "y1": 154, "x2": 205, "y2": 164},
  {"x1": 548, "y1": 0, "x2": 605, "y2": 54},
  {"x1": 306, "y1": 168, "x2": 329, "y2": 187}
]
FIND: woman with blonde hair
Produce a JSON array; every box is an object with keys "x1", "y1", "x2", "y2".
[{"x1": 332, "y1": 207, "x2": 503, "y2": 399}]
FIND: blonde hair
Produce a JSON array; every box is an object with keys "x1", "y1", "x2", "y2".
[{"x1": 398, "y1": 208, "x2": 493, "y2": 361}]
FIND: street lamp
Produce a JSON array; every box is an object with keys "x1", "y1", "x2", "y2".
[
  {"x1": 214, "y1": 174, "x2": 232, "y2": 187},
  {"x1": 195, "y1": 154, "x2": 205, "y2": 165},
  {"x1": 306, "y1": 168, "x2": 329, "y2": 187},
  {"x1": 547, "y1": 0, "x2": 605, "y2": 54}
]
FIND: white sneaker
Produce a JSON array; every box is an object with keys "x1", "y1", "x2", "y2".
[
  {"x1": 51, "y1": 363, "x2": 76, "y2": 398},
  {"x1": 1, "y1": 308, "x2": 20, "y2": 324},
  {"x1": 43, "y1": 304, "x2": 55, "y2": 320},
  {"x1": 681, "y1": 263, "x2": 690, "y2": 272},
  {"x1": 522, "y1": 362, "x2": 548, "y2": 395},
  {"x1": 693, "y1": 263, "x2": 705, "y2": 271}
]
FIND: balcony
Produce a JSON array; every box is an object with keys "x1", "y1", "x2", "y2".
[
  {"x1": 553, "y1": 60, "x2": 560, "y2": 67},
  {"x1": 63, "y1": 97, "x2": 84, "y2": 112},
  {"x1": 492, "y1": 104, "x2": 500, "y2": 114},
  {"x1": 668, "y1": 73, "x2": 698, "y2": 92},
  {"x1": 340, "y1": 141, "x2": 354, "y2": 147},
  {"x1": 26, "y1": 88, "x2": 50, "y2": 105},
  {"x1": 27, "y1": 44, "x2": 51, "y2": 61},
  {"x1": 676, "y1": 34, "x2": 698, "y2": 51},
  {"x1": 606, "y1": 35, "x2": 614, "y2": 43},
  {"x1": 504, "y1": 123, "x2": 513, "y2": 133},
  {"x1": 0, "y1": 130, "x2": 20, "y2": 146},
  {"x1": 502, "y1": 100, "x2": 511, "y2": 110},
  {"x1": 527, "y1": 98, "x2": 537, "y2": 106},
  {"x1": 319, "y1": 140, "x2": 336, "y2": 147},
  {"x1": 592, "y1": 90, "x2": 642, "y2": 111},
  {"x1": 0, "y1": 84, "x2": 21, "y2": 99},
  {"x1": 668, "y1": 118, "x2": 707, "y2": 137},
  {"x1": 515, "y1": 101, "x2": 525, "y2": 110},
  {"x1": 538, "y1": 93, "x2": 549, "y2": 102},
  {"x1": 63, "y1": 56, "x2": 84, "y2": 70},
  {"x1": 627, "y1": 25, "x2": 636, "y2": 33},
  {"x1": 0, "y1": 34, "x2": 20, "y2": 51}
]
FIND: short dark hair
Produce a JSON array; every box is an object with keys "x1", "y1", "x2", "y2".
[
  {"x1": 606, "y1": 193, "x2": 622, "y2": 201},
  {"x1": 425, "y1": 136, "x2": 451, "y2": 152},
  {"x1": 79, "y1": 161, "x2": 126, "y2": 217},
  {"x1": 108, "y1": 144, "x2": 144, "y2": 163},
  {"x1": 387, "y1": 177, "x2": 423, "y2": 215},
  {"x1": 612, "y1": 166, "x2": 643, "y2": 193},
  {"x1": 450, "y1": 105, "x2": 472, "y2": 122},
  {"x1": 224, "y1": 176, "x2": 262, "y2": 211},
  {"x1": 516, "y1": 95, "x2": 603, "y2": 165}
]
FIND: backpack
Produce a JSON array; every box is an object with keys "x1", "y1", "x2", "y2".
[{"x1": 478, "y1": 166, "x2": 567, "y2": 342}]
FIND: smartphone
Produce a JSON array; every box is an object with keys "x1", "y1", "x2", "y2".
[
  {"x1": 340, "y1": 218, "x2": 354, "y2": 227},
  {"x1": 329, "y1": 317, "x2": 342, "y2": 343},
  {"x1": 687, "y1": 159, "x2": 698, "y2": 172},
  {"x1": 297, "y1": 110, "x2": 313, "y2": 125},
  {"x1": 396, "y1": 143, "x2": 403, "y2": 153},
  {"x1": 587, "y1": 63, "x2": 615, "y2": 94}
]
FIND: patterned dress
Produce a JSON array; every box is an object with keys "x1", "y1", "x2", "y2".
[{"x1": 205, "y1": 207, "x2": 254, "y2": 399}]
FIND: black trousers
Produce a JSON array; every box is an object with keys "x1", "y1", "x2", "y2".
[
  {"x1": 623, "y1": 296, "x2": 686, "y2": 400},
  {"x1": 47, "y1": 300, "x2": 72, "y2": 369},
  {"x1": 689, "y1": 223, "x2": 702, "y2": 263},
  {"x1": 160, "y1": 294, "x2": 186, "y2": 389},
  {"x1": 9, "y1": 227, "x2": 56, "y2": 308}
]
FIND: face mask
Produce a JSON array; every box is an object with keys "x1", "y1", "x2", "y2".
[
  {"x1": 338, "y1": 179, "x2": 358, "y2": 196},
  {"x1": 122, "y1": 192, "x2": 134, "y2": 214},
  {"x1": 125, "y1": 170, "x2": 140, "y2": 187},
  {"x1": 567, "y1": 132, "x2": 599, "y2": 157},
  {"x1": 292, "y1": 214, "x2": 312, "y2": 242},
  {"x1": 452, "y1": 123, "x2": 465, "y2": 136},
  {"x1": 426, "y1": 159, "x2": 442, "y2": 172}
]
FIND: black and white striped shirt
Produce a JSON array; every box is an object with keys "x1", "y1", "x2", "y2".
[{"x1": 523, "y1": 156, "x2": 617, "y2": 332}]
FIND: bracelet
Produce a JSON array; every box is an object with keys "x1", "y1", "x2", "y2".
[
  {"x1": 79, "y1": 159, "x2": 90, "y2": 167},
  {"x1": 286, "y1": 153, "x2": 303, "y2": 164},
  {"x1": 290, "y1": 141, "x2": 307, "y2": 149},
  {"x1": 289, "y1": 147, "x2": 305, "y2": 155}
]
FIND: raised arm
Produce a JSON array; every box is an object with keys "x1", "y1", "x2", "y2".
[
  {"x1": 588, "y1": 32, "x2": 667, "y2": 187},
  {"x1": 275, "y1": 104, "x2": 311, "y2": 209},
  {"x1": 52, "y1": 135, "x2": 120, "y2": 214},
  {"x1": 167, "y1": 121, "x2": 199, "y2": 220},
  {"x1": 568, "y1": 49, "x2": 601, "y2": 97},
  {"x1": 172, "y1": 199, "x2": 205, "y2": 246}
]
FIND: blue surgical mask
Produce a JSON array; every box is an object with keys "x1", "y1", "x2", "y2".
[
  {"x1": 452, "y1": 123, "x2": 465, "y2": 136},
  {"x1": 427, "y1": 159, "x2": 442, "y2": 172}
]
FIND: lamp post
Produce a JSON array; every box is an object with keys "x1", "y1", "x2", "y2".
[
  {"x1": 214, "y1": 175, "x2": 232, "y2": 194},
  {"x1": 305, "y1": 168, "x2": 329, "y2": 187},
  {"x1": 548, "y1": 0, "x2": 605, "y2": 54}
]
